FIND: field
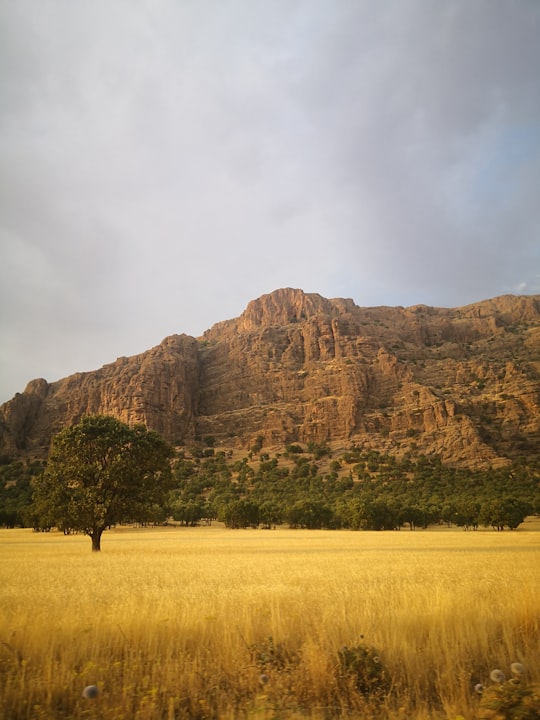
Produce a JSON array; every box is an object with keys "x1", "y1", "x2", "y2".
[{"x1": 1, "y1": 524, "x2": 539, "y2": 719}]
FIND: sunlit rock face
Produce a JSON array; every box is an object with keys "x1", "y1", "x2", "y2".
[{"x1": 1, "y1": 288, "x2": 539, "y2": 468}]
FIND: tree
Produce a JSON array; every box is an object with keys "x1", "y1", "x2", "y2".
[
  {"x1": 453, "y1": 500, "x2": 481, "y2": 531},
  {"x1": 171, "y1": 498, "x2": 206, "y2": 526},
  {"x1": 479, "y1": 496, "x2": 530, "y2": 531},
  {"x1": 286, "y1": 499, "x2": 334, "y2": 529},
  {"x1": 0, "y1": 459, "x2": 44, "y2": 528},
  {"x1": 258, "y1": 500, "x2": 283, "y2": 529},
  {"x1": 335, "y1": 496, "x2": 397, "y2": 531},
  {"x1": 221, "y1": 499, "x2": 260, "y2": 528},
  {"x1": 31, "y1": 416, "x2": 174, "y2": 551}
]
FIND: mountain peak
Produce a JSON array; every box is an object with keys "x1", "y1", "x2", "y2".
[
  {"x1": 235, "y1": 288, "x2": 358, "y2": 331},
  {"x1": 238, "y1": 288, "x2": 330, "y2": 329},
  {"x1": 1, "y1": 290, "x2": 539, "y2": 467}
]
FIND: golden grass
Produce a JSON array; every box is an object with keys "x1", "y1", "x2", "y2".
[{"x1": 0, "y1": 524, "x2": 539, "y2": 719}]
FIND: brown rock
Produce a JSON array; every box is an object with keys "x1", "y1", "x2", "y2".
[{"x1": 1, "y1": 288, "x2": 539, "y2": 468}]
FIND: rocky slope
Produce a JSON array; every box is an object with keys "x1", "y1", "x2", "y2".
[{"x1": 1, "y1": 289, "x2": 539, "y2": 468}]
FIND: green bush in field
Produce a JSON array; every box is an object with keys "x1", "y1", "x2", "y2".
[{"x1": 336, "y1": 640, "x2": 388, "y2": 697}]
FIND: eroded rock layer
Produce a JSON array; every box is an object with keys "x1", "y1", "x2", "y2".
[{"x1": 1, "y1": 289, "x2": 539, "y2": 467}]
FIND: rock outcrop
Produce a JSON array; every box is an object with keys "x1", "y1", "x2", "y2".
[
  {"x1": 1, "y1": 289, "x2": 539, "y2": 468},
  {"x1": 0, "y1": 334, "x2": 200, "y2": 456}
]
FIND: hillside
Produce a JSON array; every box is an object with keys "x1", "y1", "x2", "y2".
[{"x1": 1, "y1": 288, "x2": 539, "y2": 468}]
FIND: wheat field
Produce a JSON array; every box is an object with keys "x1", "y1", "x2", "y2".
[{"x1": 0, "y1": 524, "x2": 539, "y2": 719}]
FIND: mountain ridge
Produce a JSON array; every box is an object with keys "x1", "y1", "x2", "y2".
[{"x1": 2, "y1": 288, "x2": 539, "y2": 467}]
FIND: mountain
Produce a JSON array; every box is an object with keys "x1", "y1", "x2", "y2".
[{"x1": 1, "y1": 288, "x2": 539, "y2": 468}]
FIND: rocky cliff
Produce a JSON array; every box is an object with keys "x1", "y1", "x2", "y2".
[{"x1": 1, "y1": 289, "x2": 539, "y2": 467}]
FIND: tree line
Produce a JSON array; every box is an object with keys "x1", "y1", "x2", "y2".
[
  {"x1": 0, "y1": 417, "x2": 538, "y2": 550},
  {"x1": 169, "y1": 444, "x2": 537, "y2": 532}
]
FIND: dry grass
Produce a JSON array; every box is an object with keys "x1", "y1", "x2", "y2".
[{"x1": 0, "y1": 524, "x2": 539, "y2": 719}]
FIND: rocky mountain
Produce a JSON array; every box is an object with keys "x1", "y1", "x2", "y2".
[{"x1": 1, "y1": 288, "x2": 539, "y2": 468}]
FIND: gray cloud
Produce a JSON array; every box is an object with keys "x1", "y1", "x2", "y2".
[{"x1": 1, "y1": 0, "x2": 540, "y2": 402}]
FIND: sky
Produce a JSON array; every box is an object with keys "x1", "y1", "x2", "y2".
[{"x1": 1, "y1": 0, "x2": 540, "y2": 403}]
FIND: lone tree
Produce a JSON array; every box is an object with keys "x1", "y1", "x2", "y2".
[{"x1": 31, "y1": 415, "x2": 175, "y2": 551}]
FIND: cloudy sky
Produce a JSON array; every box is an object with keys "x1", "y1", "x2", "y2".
[{"x1": 1, "y1": 0, "x2": 539, "y2": 403}]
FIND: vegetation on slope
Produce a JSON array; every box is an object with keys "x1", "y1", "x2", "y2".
[
  {"x1": 169, "y1": 442, "x2": 539, "y2": 532},
  {"x1": 3, "y1": 434, "x2": 536, "y2": 533}
]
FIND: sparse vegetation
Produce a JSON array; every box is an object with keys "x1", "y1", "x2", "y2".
[
  {"x1": 163, "y1": 448, "x2": 538, "y2": 533},
  {"x1": 475, "y1": 662, "x2": 540, "y2": 719},
  {"x1": 2, "y1": 443, "x2": 538, "y2": 536}
]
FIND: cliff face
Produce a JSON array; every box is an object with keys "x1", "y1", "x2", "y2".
[
  {"x1": 0, "y1": 334, "x2": 200, "y2": 456},
  {"x1": 1, "y1": 289, "x2": 539, "y2": 467}
]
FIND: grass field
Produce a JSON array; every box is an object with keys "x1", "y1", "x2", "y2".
[{"x1": 1, "y1": 523, "x2": 539, "y2": 719}]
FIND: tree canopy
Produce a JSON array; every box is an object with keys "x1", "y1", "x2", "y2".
[
  {"x1": 166, "y1": 445, "x2": 537, "y2": 532},
  {"x1": 31, "y1": 415, "x2": 174, "y2": 550},
  {"x1": 3, "y1": 434, "x2": 537, "y2": 536}
]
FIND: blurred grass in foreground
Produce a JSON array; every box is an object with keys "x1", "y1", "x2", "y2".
[{"x1": 0, "y1": 524, "x2": 538, "y2": 718}]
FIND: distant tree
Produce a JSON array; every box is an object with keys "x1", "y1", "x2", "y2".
[
  {"x1": 336, "y1": 495, "x2": 398, "y2": 531},
  {"x1": 0, "y1": 459, "x2": 44, "y2": 528},
  {"x1": 285, "y1": 444, "x2": 304, "y2": 455},
  {"x1": 307, "y1": 441, "x2": 332, "y2": 460},
  {"x1": 453, "y1": 500, "x2": 482, "y2": 531},
  {"x1": 287, "y1": 499, "x2": 334, "y2": 529},
  {"x1": 171, "y1": 498, "x2": 207, "y2": 526},
  {"x1": 399, "y1": 503, "x2": 431, "y2": 531},
  {"x1": 334, "y1": 497, "x2": 361, "y2": 530},
  {"x1": 362, "y1": 499, "x2": 398, "y2": 531},
  {"x1": 221, "y1": 499, "x2": 260, "y2": 528},
  {"x1": 479, "y1": 496, "x2": 530, "y2": 531},
  {"x1": 258, "y1": 501, "x2": 283, "y2": 529},
  {"x1": 31, "y1": 416, "x2": 174, "y2": 551},
  {"x1": 251, "y1": 435, "x2": 264, "y2": 454}
]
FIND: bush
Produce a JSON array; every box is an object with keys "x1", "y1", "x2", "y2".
[
  {"x1": 249, "y1": 636, "x2": 298, "y2": 673},
  {"x1": 475, "y1": 663, "x2": 540, "y2": 720},
  {"x1": 285, "y1": 443, "x2": 304, "y2": 454},
  {"x1": 336, "y1": 640, "x2": 388, "y2": 697}
]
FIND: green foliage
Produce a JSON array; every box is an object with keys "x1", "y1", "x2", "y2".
[
  {"x1": 285, "y1": 443, "x2": 304, "y2": 455},
  {"x1": 479, "y1": 496, "x2": 531, "y2": 531},
  {"x1": 30, "y1": 416, "x2": 174, "y2": 550},
  {"x1": 0, "y1": 459, "x2": 44, "y2": 527},
  {"x1": 335, "y1": 496, "x2": 398, "y2": 530},
  {"x1": 286, "y1": 499, "x2": 334, "y2": 529},
  {"x1": 306, "y1": 441, "x2": 332, "y2": 459},
  {"x1": 258, "y1": 500, "x2": 283, "y2": 528},
  {"x1": 165, "y1": 445, "x2": 538, "y2": 533},
  {"x1": 5, "y1": 437, "x2": 538, "y2": 535},
  {"x1": 220, "y1": 499, "x2": 260, "y2": 528},
  {"x1": 251, "y1": 435, "x2": 264, "y2": 454},
  {"x1": 170, "y1": 498, "x2": 210, "y2": 526},
  {"x1": 337, "y1": 641, "x2": 388, "y2": 697}
]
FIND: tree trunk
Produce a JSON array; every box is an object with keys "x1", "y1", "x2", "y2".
[{"x1": 90, "y1": 530, "x2": 103, "y2": 552}]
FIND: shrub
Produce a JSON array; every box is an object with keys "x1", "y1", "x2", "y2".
[
  {"x1": 336, "y1": 640, "x2": 388, "y2": 697},
  {"x1": 285, "y1": 444, "x2": 304, "y2": 454},
  {"x1": 249, "y1": 636, "x2": 298, "y2": 673},
  {"x1": 475, "y1": 662, "x2": 540, "y2": 720}
]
